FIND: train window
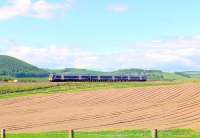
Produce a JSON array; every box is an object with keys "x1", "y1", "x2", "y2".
[
  {"x1": 81, "y1": 76, "x2": 90, "y2": 78},
  {"x1": 64, "y1": 76, "x2": 79, "y2": 79},
  {"x1": 91, "y1": 76, "x2": 98, "y2": 79},
  {"x1": 55, "y1": 76, "x2": 61, "y2": 79}
]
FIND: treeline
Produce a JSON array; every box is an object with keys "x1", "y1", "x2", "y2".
[{"x1": 0, "y1": 70, "x2": 48, "y2": 78}]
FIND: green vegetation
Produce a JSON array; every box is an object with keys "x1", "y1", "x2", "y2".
[
  {"x1": 0, "y1": 76, "x2": 15, "y2": 81},
  {"x1": 158, "y1": 129, "x2": 200, "y2": 138},
  {"x1": 0, "y1": 81, "x2": 180, "y2": 100},
  {"x1": 17, "y1": 77, "x2": 48, "y2": 82},
  {"x1": 175, "y1": 71, "x2": 200, "y2": 79},
  {"x1": 0, "y1": 55, "x2": 48, "y2": 78},
  {"x1": 0, "y1": 82, "x2": 61, "y2": 95},
  {"x1": 162, "y1": 72, "x2": 189, "y2": 81},
  {"x1": 48, "y1": 68, "x2": 104, "y2": 75},
  {"x1": 6, "y1": 129, "x2": 200, "y2": 138}
]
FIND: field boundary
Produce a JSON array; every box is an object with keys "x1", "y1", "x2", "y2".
[{"x1": 1, "y1": 128, "x2": 159, "y2": 138}]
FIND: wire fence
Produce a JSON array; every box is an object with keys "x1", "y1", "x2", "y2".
[{"x1": 1, "y1": 129, "x2": 200, "y2": 138}]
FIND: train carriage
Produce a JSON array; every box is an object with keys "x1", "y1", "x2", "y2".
[
  {"x1": 80, "y1": 76, "x2": 90, "y2": 81},
  {"x1": 49, "y1": 74, "x2": 148, "y2": 82},
  {"x1": 114, "y1": 76, "x2": 121, "y2": 81},
  {"x1": 64, "y1": 76, "x2": 79, "y2": 82},
  {"x1": 100, "y1": 76, "x2": 113, "y2": 81},
  {"x1": 90, "y1": 76, "x2": 99, "y2": 81},
  {"x1": 121, "y1": 76, "x2": 129, "y2": 81}
]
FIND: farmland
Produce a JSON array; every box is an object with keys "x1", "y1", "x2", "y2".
[
  {"x1": 1, "y1": 80, "x2": 200, "y2": 138},
  {"x1": 0, "y1": 81, "x2": 180, "y2": 99},
  {"x1": 0, "y1": 81, "x2": 200, "y2": 133}
]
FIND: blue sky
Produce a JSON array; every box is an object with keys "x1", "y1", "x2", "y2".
[{"x1": 0, "y1": 0, "x2": 200, "y2": 71}]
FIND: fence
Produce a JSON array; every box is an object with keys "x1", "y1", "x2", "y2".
[{"x1": 1, "y1": 128, "x2": 200, "y2": 138}]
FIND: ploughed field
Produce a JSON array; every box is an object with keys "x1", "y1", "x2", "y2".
[{"x1": 0, "y1": 83, "x2": 200, "y2": 133}]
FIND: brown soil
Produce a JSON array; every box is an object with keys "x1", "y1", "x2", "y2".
[{"x1": 0, "y1": 83, "x2": 200, "y2": 133}]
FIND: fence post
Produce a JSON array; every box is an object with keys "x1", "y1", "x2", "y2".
[
  {"x1": 68, "y1": 129, "x2": 74, "y2": 138},
  {"x1": 1, "y1": 129, "x2": 5, "y2": 138},
  {"x1": 152, "y1": 129, "x2": 158, "y2": 138}
]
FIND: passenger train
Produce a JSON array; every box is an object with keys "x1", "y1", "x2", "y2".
[{"x1": 49, "y1": 74, "x2": 148, "y2": 82}]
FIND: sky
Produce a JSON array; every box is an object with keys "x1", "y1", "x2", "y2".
[{"x1": 0, "y1": 0, "x2": 200, "y2": 71}]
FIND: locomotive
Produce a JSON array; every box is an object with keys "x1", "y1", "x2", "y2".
[{"x1": 49, "y1": 74, "x2": 147, "y2": 82}]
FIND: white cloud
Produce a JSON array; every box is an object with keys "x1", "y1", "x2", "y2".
[
  {"x1": 107, "y1": 3, "x2": 129, "y2": 13},
  {"x1": 1, "y1": 36, "x2": 200, "y2": 71},
  {"x1": 0, "y1": 0, "x2": 74, "y2": 20}
]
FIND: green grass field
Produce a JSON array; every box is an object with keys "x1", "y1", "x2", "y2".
[
  {"x1": 5, "y1": 129, "x2": 200, "y2": 138},
  {"x1": 0, "y1": 81, "x2": 184, "y2": 100}
]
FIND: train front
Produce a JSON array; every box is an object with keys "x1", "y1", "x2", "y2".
[{"x1": 48, "y1": 74, "x2": 54, "y2": 82}]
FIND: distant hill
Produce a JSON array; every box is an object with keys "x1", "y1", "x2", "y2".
[
  {"x1": 48, "y1": 68, "x2": 105, "y2": 75},
  {"x1": 49, "y1": 68, "x2": 145, "y2": 75},
  {"x1": 0, "y1": 55, "x2": 48, "y2": 77},
  {"x1": 175, "y1": 71, "x2": 200, "y2": 79},
  {"x1": 1, "y1": 55, "x2": 200, "y2": 81}
]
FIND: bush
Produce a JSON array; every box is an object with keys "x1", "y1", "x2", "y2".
[{"x1": 0, "y1": 76, "x2": 15, "y2": 82}]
